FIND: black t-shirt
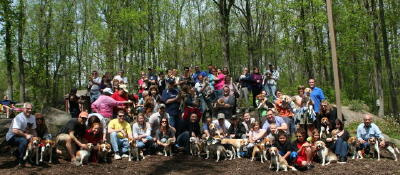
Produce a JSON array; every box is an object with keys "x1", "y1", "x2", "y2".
[
  {"x1": 273, "y1": 141, "x2": 294, "y2": 154},
  {"x1": 58, "y1": 118, "x2": 86, "y2": 139}
]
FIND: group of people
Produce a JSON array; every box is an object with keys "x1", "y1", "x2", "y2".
[{"x1": 5, "y1": 65, "x2": 388, "y2": 170}]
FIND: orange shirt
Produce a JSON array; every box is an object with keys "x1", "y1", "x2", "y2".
[{"x1": 275, "y1": 99, "x2": 294, "y2": 117}]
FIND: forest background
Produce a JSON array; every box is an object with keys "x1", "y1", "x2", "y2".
[{"x1": 0, "y1": 0, "x2": 399, "y2": 120}]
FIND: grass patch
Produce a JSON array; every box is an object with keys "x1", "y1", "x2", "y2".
[{"x1": 345, "y1": 116, "x2": 400, "y2": 140}]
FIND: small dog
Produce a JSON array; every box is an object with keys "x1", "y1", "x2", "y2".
[
  {"x1": 269, "y1": 147, "x2": 297, "y2": 172},
  {"x1": 128, "y1": 138, "x2": 144, "y2": 161},
  {"x1": 40, "y1": 139, "x2": 55, "y2": 163},
  {"x1": 378, "y1": 138, "x2": 400, "y2": 161},
  {"x1": 348, "y1": 136, "x2": 363, "y2": 159},
  {"x1": 205, "y1": 139, "x2": 232, "y2": 162},
  {"x1": 24, "y1": 137, "x2": 41, "y2": 165},
  {"x1": 189, "y1": 137, "x2": 202, "y2": 157},
  {"x1": 163, "y1": 138, "x2": 175, "y2": 157},
  {"x1": 251, "y1": 138, "x2": 270, "y2": 163},
  {"x1": 368, "y1": 137, "x2": 381, "y2": 161},
  {"x1": 221, "y1": 138, "x2": 248, "y2": 159},
  {"x1": 320, "y1": 117, "x2": 331, "y2": 138},
  {"x1": 315, "y1": 141, "x2": 338, "y2": 166},
  {"x1": 75, "y1": 143, "x2": 94, "y2": 166},
  {"x1": 97, "y1": 142, "x2": 112, "y2": 162},
  {"x1": 208, "y1": 123, "x2": 222, "y2": 137}
]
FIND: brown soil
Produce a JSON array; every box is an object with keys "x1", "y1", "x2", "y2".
[{"x1": 0, "y1": 153, "x2": 399, "y2": 175}]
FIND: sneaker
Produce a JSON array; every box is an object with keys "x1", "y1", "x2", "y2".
[
  {"x1": 121, "y1": 154, "x2": 129, "y2": 158},
  {"x1": 338, "y1": 156, "x2": 347, "y2": 164},
  {"x1": 156, "y1": 152, "x2": 164, "y2": 156},
  {"x1": 114, "y1": 154, "x2": 122, "y2": 160}
]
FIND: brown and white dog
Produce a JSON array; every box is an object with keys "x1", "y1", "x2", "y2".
[
  {"x1": 251, "y1": 138, "x2": 271, "y2": 163},
  {"x1": 319, "y1": 117, "x2": 331, "y2": 138},
  {"x1": 40, "y1": 139, "x2": 55, "y2": 164},
  {"x1": 75, "y1": 143, "x2": 94, "y2": 166},
  {"x1": 269, "y1": 147, "x2": 297, "y2": 172},
  {"x1": 205, "y1": 138, "x2": 233, "y2": 162},
  {"x1": 378, "y1": 139, "x2": 400, "y2": 161},
  {"x1": 163, "y1": 138, "x2": 176, "y2": 157},
  {"x1": 208, "y1": 123, "x2": 223, "y2": 138},
  {"x1": 128, "y1": 138, "x2": 144, "y2": 161},
  {"x1": 348, "y1": 136, "x2": 363, "y2": 159},
  {"x1": 315, "y1": 141, "x2": 338, "y2": 166},
  {"x1": 368, "y1": 137, "x2": 400, "y2": 161},
  {"x1": 97, "y1": 142, "x2": 112, "y2": 162},
  {"x1": 24, "y1": 137, "x2": 41, "y2": 165},
  {"x1": 221, "y1": 138, "x2": 248, "y2": 159}
]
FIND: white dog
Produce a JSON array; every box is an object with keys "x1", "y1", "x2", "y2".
[{"x1": 315, "y1": 141, "x2": 338, "y2": 166}]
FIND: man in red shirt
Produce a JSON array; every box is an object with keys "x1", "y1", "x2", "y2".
[{"x1": 112, "y1": 84, "x2": 129, "y2": 115}]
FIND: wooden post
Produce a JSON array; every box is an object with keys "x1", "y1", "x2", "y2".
[{"x1": 326, "y1": 0, "x2": 343, "y2": 122}]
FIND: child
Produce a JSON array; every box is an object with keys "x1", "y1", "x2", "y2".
[
  {"x1": 273, "y1": 130, "x2": 295, "y2": 161},
  {"x1": 265, "y1": 123, "x2": 277, "y2": 144}
]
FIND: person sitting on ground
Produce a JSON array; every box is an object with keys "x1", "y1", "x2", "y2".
[
  {"x1": 176, "y1": 113, "x2": 201, "y2": 153},
  {"x1": 86, "y1": 113, "x2": 108, "y2": 142},
  {"x1": 35, "y1": 113, "x2": 51, "y2": 140},
  {"x1": 327, "y1": 119, "x2": 349, "y2": 163},
  {"x1": 91, "y1": 88, "x2": 132, "y2": 119},
  {"x1": 227, "y1": 115, "x2": 247, "y2": 139},
  {"x1": 241, "y1": 112, "x2": 255, "y2": 138},
  {"x1": 273, "y1": 130, "x2": 295, "y2": 162},
  {"x1": 1, "y1": 95, "x2": 16, "y2": 118},
  {"x1": 155, "y1": 117, "x2": 176, "y2": 155},
  {"x1": 316, "y1": 100, "x2": 338, "y2": 130},
  {"x1": 261, "y1": 109, "x2": 288, "y2": 135},
  {"x1": 212, "y1": 113, "x2": 231, "y2": 137},
  {"x1": 83, "y1": 122, "x2": 103, "y2": 162},
  {"x1": 108, "y1": 110, "x2": 133, "y2": 160},
  {"x1": 149, "y1": 104, "x2": 170, "y2": 137},
  {"x1": 132, "y1": 113, "x2": 153, "y2": 150},
  {"x1": 56, "y1": 111, "x2": 88, "y2": 163},
  {"x1": 5, "y1": 103, "x2": 37, "y2": 166},
  {"x1": 356, "y1": 114, "x2": 385, "y2": 155},
  {"x1": 292, "y1": 128, "x2": 314, "y2": 170},
  {"x1": 247, "y1": 121, "x2": 267, "y2": 149},
  {"x1": 201, "y1": 116, "x2": 213, "y2": 138}
]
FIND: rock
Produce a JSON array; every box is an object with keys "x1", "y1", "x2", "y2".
[
  {"x1": 0, "y1": 119, "x2": 12, "y2": 146},
  {"x1": 42, "y1": 107, "x2": 71, "y2": 136}
]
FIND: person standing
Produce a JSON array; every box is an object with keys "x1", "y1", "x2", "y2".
[
  {"x1": 250, "y1": 67, "x2": 263, "y2": 108},
  {"x1": 239, "y1": 68, "x2": 251, "y2": 106},
  {"x1": 214, "y1": 68, "x2": 226, "y2": 99},
  {"x1": 308, "y1": 78, "x2": 325, "y2": 114},
  {"x1": 264, "y1": 64, "x2": 279, "y2": 100},
  {"x1": 89, "y1": 71, "x2": 102, "y2": 103},
  {"x1": 161, "y1": 80, "x2": 181, "y2": 128}
]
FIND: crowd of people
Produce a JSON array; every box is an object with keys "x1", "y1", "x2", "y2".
[{"x1": 5, "y1": 65, "x2": 390, "y2": 170}]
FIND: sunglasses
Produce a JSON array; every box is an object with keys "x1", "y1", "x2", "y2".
[
  {"x1": 118, "y1": 115, "x2": 124, "y2": 117},
  {"x1": 161, "y1": 121, "x2": 167, "y2": 123},
  {"x1": 296, "y1": 136, "x2": 303, "y2": 138},
  {"x1": 36, "y1": 118, "x2": 44, "y2": 121}
]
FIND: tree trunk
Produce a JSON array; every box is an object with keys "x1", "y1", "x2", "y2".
[
  {"x1": 214, "y1": 0, "x2": 234, "y2": 72},
  {"x1": 3, "y1": 0, "x2": 14, "y2": 100},
  {"x1": 370, "y1": 0, "x2": 385, "y2": 117},
  {"x1": 378, "y1": 0, "x2": 398, "y2": 116},
  {"x1": 17, "y1": 0, "x2": 26, "y2": 102}
]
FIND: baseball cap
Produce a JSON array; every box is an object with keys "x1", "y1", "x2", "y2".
[
  {"x1": 103, "y1": 88, "x2": 114, "y2": 95},
  {"x1": 119, "y1": 84, "x2": 129, "y2": 93},
  {"x1": 217, "y1": 113, "x2": 225, "y2": 120}
]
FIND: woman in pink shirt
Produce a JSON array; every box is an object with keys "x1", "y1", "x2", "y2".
[
  {"x1": 91, "y1": 88, "x2": 131, "y2": 118},
  {"x1": 214, "y1": 68, "x2": 225, "y2": 98}
]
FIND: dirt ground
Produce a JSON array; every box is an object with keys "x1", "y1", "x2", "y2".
[{"x1": 0, "y1": 151, "x2": 399, "y2": 175}]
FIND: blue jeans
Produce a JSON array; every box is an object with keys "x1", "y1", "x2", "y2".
[
  {"x1": 177, "y1": 131, "x2": 190, "y2": 152},
  {"x1": 7, "y1": 136, "x2": 28, "y2": 164},
  {"x1": 136, "y1": 136, "x2": 153, "y2": 148},
  {"x1": 265, "y1": 84, "x2": 277, "y2": 100},
  {"x1": 110, "y1": 132, "x2": 129, "y2": 154},
  {"x1": 90, "y1": 90, "x2": 101, "y2": 103},
  {"x1": 332, "y1": 138, "x2": 348, "y2": 157}
]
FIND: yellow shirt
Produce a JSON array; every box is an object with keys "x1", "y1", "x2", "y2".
[{"x1": 108, "y1": 119, "x2": 132, "y2": 138}]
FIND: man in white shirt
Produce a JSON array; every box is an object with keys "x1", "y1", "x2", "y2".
[
  {"x1": 148, "y1": 104, "x2": 170, "y2": 137},
  {"x1": 212, "y1": 113, "x2": 231, "y2": 136},
  {"x1": 6, "y1": 103, "x2": 37, "y2": 166}
]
